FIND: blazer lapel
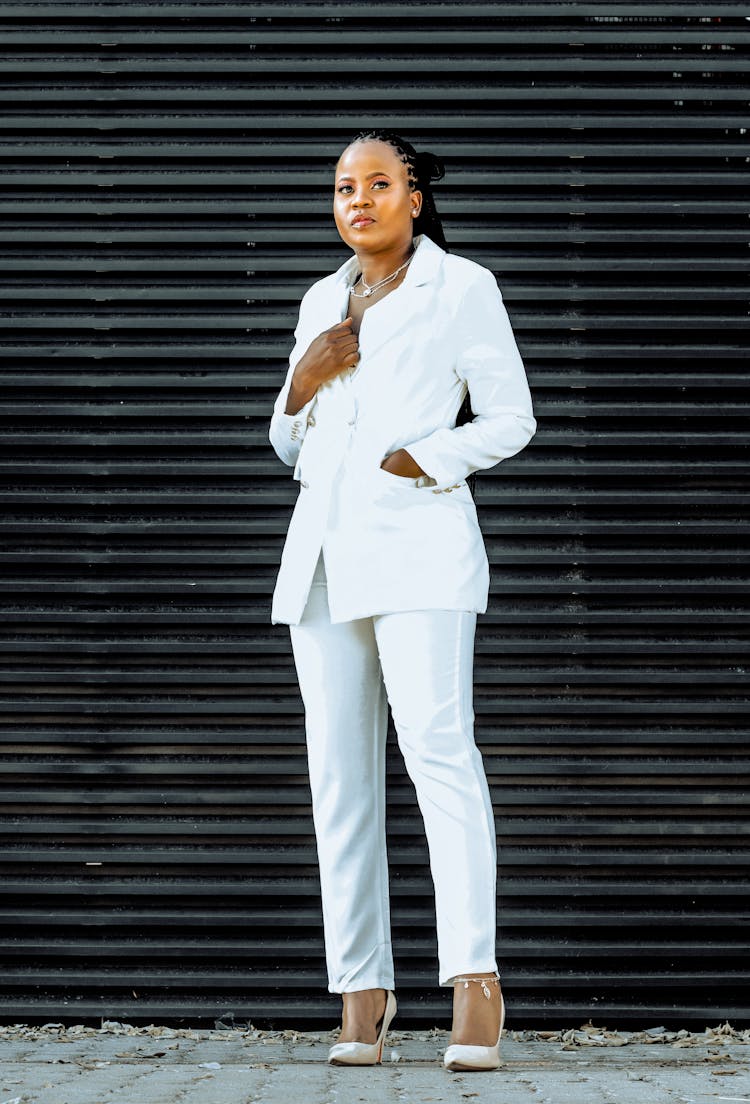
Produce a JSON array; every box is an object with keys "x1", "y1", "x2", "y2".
[{"x1": 329, "y1": 232, "x2": 446, "y2": 363}]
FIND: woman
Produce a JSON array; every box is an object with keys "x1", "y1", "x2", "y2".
[{"x1": 268, "y1": 129, "x2": 536, "y2": 1072}]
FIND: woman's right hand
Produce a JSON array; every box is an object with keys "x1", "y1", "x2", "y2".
[
  {"x1": 297, "y1": 315, "x2": 359, "y2": 387},
  {"x1": 284, "y1": 317, "x2": 359, "y2": 415}
]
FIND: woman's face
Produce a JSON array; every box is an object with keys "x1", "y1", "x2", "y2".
[{"x1": 333, "y1": 140, "x2": 421, "y2": 252}]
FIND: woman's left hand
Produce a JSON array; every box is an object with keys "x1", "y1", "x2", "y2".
[{"x1": 380, "y1": 448, "x2": 427, "y2": 478}]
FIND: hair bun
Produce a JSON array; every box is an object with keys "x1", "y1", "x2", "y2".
[{"x1": 414, "y1": 150, "x2": 445, "y2": 185}]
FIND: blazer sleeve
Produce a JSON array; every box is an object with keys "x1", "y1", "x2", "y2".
[
  {"x1": 403, "y1": 267, "x2": 536, "y2": 490},
  {"x1": 268, "y1": 290, "x2": 320, "y2": 468}
]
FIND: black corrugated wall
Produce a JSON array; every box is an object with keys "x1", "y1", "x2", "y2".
[{"x1": 1, "y1": 2, "x2": 748, "y2": 1028}]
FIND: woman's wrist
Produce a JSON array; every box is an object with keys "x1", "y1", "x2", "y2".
[
  {"x1": 284, "y1": 365, "x2": 318, "y2": 415},
  {"x1": 381, "y1": 448, "x2": 426, "y2": 478}
]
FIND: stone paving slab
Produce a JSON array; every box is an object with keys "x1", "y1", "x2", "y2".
[{"x1": 0, "y1": 1021, "x2": 748, "y2": 1104}]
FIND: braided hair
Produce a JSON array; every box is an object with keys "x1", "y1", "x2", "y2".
[{"x1": 343, "y1": 129, "x2": 477, "y2": 494}]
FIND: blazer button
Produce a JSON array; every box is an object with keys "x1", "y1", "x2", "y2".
[{"x1": 306, "y1": 414, "x2": 316, "y2": 427}]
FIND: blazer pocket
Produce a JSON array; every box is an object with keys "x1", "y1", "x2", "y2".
[
  {"x1": 374, "y1": 465, "x2": 437, "y2": 490},
  {"x1": 375, "y1": 465, "x2": 420, "y2": 487}
]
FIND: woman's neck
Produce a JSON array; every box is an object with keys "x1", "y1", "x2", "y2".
[{"x1": 354, "y1": 238, "x2": 416, "y2": 288}]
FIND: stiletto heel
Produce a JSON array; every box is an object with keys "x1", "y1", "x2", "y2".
[
  {"x1": 327, "y1": 989, "x2": 397, "y2": 1066},
  {"x1": 443, "y1": 974, "x2": 505, "y2": 1072}
]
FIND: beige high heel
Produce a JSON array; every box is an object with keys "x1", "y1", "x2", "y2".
[
  {"x1": 327, "y1": 989, "x2": 397, "y2": 1065},
  {"x1": 443, "y1": 973, "x2": 505, "y2": 1072}
]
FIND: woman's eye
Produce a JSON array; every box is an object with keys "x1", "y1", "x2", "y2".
[{"x1": 337, "y1": 180, "x2": 389, "y2": 193}]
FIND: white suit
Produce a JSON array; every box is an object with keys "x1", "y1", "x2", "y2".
[
  {"x1": 268, "y1": 232, "x2": 536, "y2": 626},
  {"x1": 270, "y1": 232, "x2": 537, "y2": 993}
]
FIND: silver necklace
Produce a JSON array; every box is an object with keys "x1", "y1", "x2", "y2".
[{"x1": 349, "y1": 246, "x2": 415, "y2": 298}]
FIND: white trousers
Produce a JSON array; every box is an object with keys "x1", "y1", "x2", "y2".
[{"x1": 289, "y1": 548, "x2": 499, "y2": 993}]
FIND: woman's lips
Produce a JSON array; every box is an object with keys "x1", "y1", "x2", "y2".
[{"x1": 351, "y1": 217, "x2": 375, "y2": 227}]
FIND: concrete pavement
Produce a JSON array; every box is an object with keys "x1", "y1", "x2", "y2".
[{"x1": 0, "y1": 1018, "x2": 748, "y2": 1103}]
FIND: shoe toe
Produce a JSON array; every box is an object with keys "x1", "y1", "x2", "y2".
[
  {"x1": 328, "y1": 1040, "x2": 377, "y2": 1065},
  {"x1": 443, "y1": 1043, "x2": 501, "y2": 1071}
]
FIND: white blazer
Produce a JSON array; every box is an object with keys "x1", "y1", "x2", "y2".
[{"x1": 268, "y1": 232, "x2": 536, "y2": 626}]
